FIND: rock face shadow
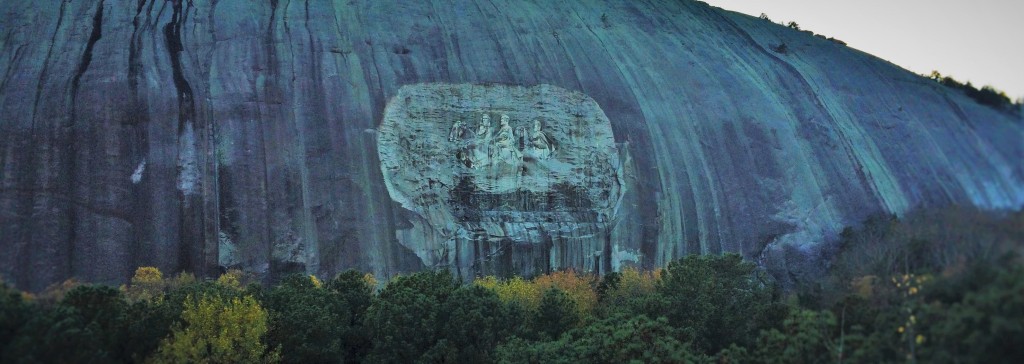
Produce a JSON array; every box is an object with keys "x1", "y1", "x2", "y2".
[{"x1": 378, "y1": 83, "x2": 633, "y2": 278}]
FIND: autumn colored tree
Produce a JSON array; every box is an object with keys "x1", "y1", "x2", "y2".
[
  {"x1": 124, "y1": 267, "x2": 165, "y2": 302},
  {"x1": 148, "y1": 294, "x2": 278, "y2": 364},
  {"x1": 533, "y1": 270, "x2": 598, "y2": 317},
  {"x1": 596, "y1": 267, "x2": 661, "y2": 314},
  {"x1": 476, "y1": 275, "x2": 543, "y2": 311}
]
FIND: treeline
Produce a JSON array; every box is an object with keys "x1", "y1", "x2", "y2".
[
  {"x1": 929, "y1": 71, "x2": 1021, "y2": 116},
  {"x1": 1, "y1": 209, "x2": 1022, "y2": 363}
]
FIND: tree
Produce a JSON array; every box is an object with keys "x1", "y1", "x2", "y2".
[
  {"x1": 752, "y1": 309, "x2": 838, "y2": 364},
  {"x1": 3, "y1": 285, "x2": 129, "y2": 363},
  {"x1": 645, "y1": 254, "x2": 785, "y2": 355},
  {"x1": 476, "y1": 275, "x2": 542, "y2": 311},
  {"x1": 532, "y1": 288, "x2": 580, "y2": 340},
  {"x1": 260, "y1": 272, "x2": 373, "y2": 364},
  {"x1": 533, "y1": 270, "x2": 598, "y2": 317},
  {"x1": 148, "y1": 294, "x2": 278, "y2": 364},
  {"x1": 497, "y1": 315, "x2": 707, "y2": 364},
  {"x1": 326, "y1": 270, "x2": 375, "y2": 362},
  {"x1": 363, "y1": 270, "x2": 458, "y2": 363},
  {"x1": 0, "y1": 282, "x2": 31, "y2": 358},
  {"x1": 124, "y1": 267, "x2": 165, "y2": 302},
  {"x1": 596, "y1": 267, "x2": 660, "y2": 316},
  {"x1": 917, "y1": 266, "x2": 1024, "y2": 362},
  {"x1": 425, "y1": 285, "x2": 522, "y2": 362}
]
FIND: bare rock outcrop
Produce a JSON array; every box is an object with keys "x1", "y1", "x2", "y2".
[{"x1": 0, "y1": 0, "x2": 1020, "y2": 290}]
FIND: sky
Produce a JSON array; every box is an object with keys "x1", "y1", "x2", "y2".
[{"x1": 703, "y1": 0, "x2": 1024, "y2": 101}]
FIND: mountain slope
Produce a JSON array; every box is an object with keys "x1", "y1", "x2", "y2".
[{"x1": 0, "y1": 0, "x2": 1020, "y2": 290}]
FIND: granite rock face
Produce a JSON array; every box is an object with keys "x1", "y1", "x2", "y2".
[
  {"x1": 0, "y1": 0, "x2": 1021, "y2": 290},
  {"x1": 378, "y1": 84, "x2": 630, "y2": 279}
]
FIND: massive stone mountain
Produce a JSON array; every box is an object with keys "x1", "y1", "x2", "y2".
[{"x1": 1, "y1": 0, "x2": 1021, "y2": 290}]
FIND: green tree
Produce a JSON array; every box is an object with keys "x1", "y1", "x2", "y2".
[
  {"x1": 753, "y1": 309, "x2": 838, "y2": 364},
  {"x1": 0, "y1": 282, "x2": 32, "y2": 359},
  {"x1": 326, "y1": 270, "x2": 375, "y2": 362},
  {"x1": 917, "y1": 265, "x2": 1024, "y2": 362},
  {"x1": 644, "y1": 254, "x2": 785, "y2": 354},
  {"x1": 424, "y1": 285, "x2": 522, "y2": 362},
  {"x1": 3, "y1": 285, "x2": 128, "y2": 363},
  {"x1": 497, "y1": 315, "x2": 707, "y2": 364},
  {"x1": 363, "y1": 270, "x2": 458, "y2": 363},
  {"x1": 532, "y1": 288, "x2": 581, "y2": 340},
  {"x1": 261, "y1": 272, "x2": 372, "y2": 364}
]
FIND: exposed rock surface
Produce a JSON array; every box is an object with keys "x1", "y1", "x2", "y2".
[
  {"x1": 0, "y1": 0, "x2": 1021, "y2": 290},
  {"x1": 379, "y1": 84, "x2": 630, "y2": 278}
]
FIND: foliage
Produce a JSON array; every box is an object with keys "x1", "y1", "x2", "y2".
[
  {"x1": 497, "y1": 315, "x2": 707, "y2": 364},
  {"x1": 752, "y1": 309, "x2": 838, "y2": 364},
  {"x1": 1, "y1": 210, "x2": 1021, "y2": 363},
  {"x1": 642, "y1": 253, "x2": 786, "y2": 355},
  {"x1": 533, "y1": 270, "x2": 598, "y2": 317},
  {"x1": 0, "y1": 282, "x2": 31, "y2": 357},
  {"x1": 475, "y1": 275, "x2": 542, "y2": 310},
  {"x1": 35, "y1": 278, "x2": 81, "y2": 306},
  {"x1": 215, "y1": 269, "x2": 247, "y2": 289},
  {"x1": 532, "y1": 288, "x2": 581, "y2": 340},
  {"x1": 2, "y1": 285, "x2": 131, "y2": 363},
  {"x1": 363, "y1": 270, "x2": 458, "y2": 363},
  {"x1": 596, "y1": 267, "x2": 660, "y2": 312},
  {"x1": 476, "y1": 269, "x2": 598, "y2": 318},
  {"x1": 148, "y1": 294, "x2": 278, "y2": 364},
  {"x1": 916, "y1": 265, "x2": 1024, "y2": 362},
  {"x1": 426, "y1": 285, "x2": 522, "y2": 363},
  {"x1": 124, "y1": 267, "x2": 165, "y2": 302},
  {"x1": 929, "y1": 71, "x2": 1021, "y2": 115},
  {"x1": 260, "y1": 271, "x2": 372, "y2": 364}
]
